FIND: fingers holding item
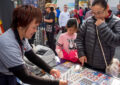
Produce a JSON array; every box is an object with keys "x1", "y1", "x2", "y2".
[
  {"x1": 50, "y1": 69, "x2": 61, "y2": 79},
  {"x1": 54, "y1": 71, "x2": 60, "y2": 78}
]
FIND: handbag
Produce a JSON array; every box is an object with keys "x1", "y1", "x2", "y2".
[
  {"x1": 96, "y1": 26, "x2": 119, "y2": 77},
  {"x1": 54, "y1": 24, "x2": 60, "y2": 34},
  {"x1": 46, "y1": 25, "x2": 52, "y2": 32}
]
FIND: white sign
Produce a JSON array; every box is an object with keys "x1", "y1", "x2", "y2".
[
  {"x1": 56, "y1": 0, "x2": 75, "y2": 11},
  {"x1": 108, "y1": 0, "x2": 119, "y2": 7}
]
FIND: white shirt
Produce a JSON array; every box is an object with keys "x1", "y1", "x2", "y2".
[{"x1": 59, "y1": 11, "x2": 70, "y2": 27}]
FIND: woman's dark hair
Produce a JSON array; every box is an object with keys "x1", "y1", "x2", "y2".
[
  {"x1": 11, "y1": 5, "x2": 42, "y2": 29},
  {"x1": 92, "y1": 0, "x2": 107, "y2": 9},
  {"x1": 66, "y1": 18, "x2": 78, "y2": 30},
  {"x1": 50, "y1": 7, "x2": 54, "y2": 12}
]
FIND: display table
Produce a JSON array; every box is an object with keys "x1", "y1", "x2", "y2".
[{"x1": 43, "y1": 59, "x2": 120, "y2": 85}]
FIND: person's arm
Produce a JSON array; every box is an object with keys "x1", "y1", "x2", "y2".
[
  {"x1": 56, "y1": 44, "x2": 63, "y2": 58},
  {"x1": 75, "y1": 21, "x2": 87, "y2": 58},
  {"x1": 75, "y1": 22, "x2": 88, "y2": 66},
  {"x1": 97, "y1": 18, "x2": 120, "y2": 47},
  {"x1": 0, "y1": 40, "x2": 62, "y2": 85},
  {"x1": 44, "y1": 12, "x2": 55, "y2": 23},
  {"x1": 44, "y1": 19, "x2": 53, "y2": 23},
  {"x1": 59, "y1": 12, "x2": 63, "y2": 27},
  {"x1": 25, "y1": 50, "x2": 52, "y2": 73},
  {"x1": 56, "y1": 35, "x2": 64, "y2": 58},
  {"x1": 9, "y1": 64, "x2": 59, "y2": 85}
]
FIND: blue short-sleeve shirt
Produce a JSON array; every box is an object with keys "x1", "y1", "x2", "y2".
[{"x1": 0, "y1": 28, "x2": 32, "y2": 75}]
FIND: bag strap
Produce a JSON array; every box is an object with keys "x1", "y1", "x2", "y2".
[{"x1": 95, "y1": 27, "x2": 108, "y2": 67}]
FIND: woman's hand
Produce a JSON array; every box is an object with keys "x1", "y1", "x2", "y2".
[
  {"x1": 50, "y1": 69, "x2": 60, "y2": 79},
  {"x1": 59, "y1": 80, "x2": 68, "y2": 85},
  {"x1": 79, "y1": 56, "x2": 87, "y2": 66}
]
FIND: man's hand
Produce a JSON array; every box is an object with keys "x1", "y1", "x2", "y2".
[
  {"x1": 59, "y1": 80, "x2": 68, "y2": 85},
  {"x1": 79, "y1": 56, "x2": 87, "y2": 66},
  {"x1": 50, "y1": 69, "x2": 60, "y2": 79},
  {"x1": 95, "y1": 19, "x2": 105, "y2": 26}
]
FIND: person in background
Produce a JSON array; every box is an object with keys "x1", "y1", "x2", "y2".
[
  {"x1": 75, "y1": 0, "x2": 120, "y2": 73},
  {"x1": 83, "y1": 7, "x2": 89, "y2": 17},
  {"x1": 78, "y1": 7, "x2": 83, "y2": 24},
  {"x1": 56, "y1": 7, "x2": 61, "y2": 24},
  {"x1": 84, "y1": 9, "x2": 92, "y2": 20},
  {"x1": 56, "y1": 18, "x2": 79, "y2": 63},
  {"x1": 74, "y1": 9, "x2": 80, "y2": 26},
  {"x1": 84, "y1": 5, "x2": 93, "y2": 20},
  {"x1": 70, "y1": 10, "x2": 74, "y2": 18},
  {"x1": 44, "y1": 3, "x2": 56, "y2": 54},
  {"x1": 0, "y1": 5, "x2": 67, "y2": 85},
  {"x1": 59, "y1": 4, "x2": 70, "y2": 33}
]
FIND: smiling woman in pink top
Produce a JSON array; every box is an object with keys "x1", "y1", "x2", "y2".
[{"x1": 56, "y1": 18, "x2": 79, "y2": 63}]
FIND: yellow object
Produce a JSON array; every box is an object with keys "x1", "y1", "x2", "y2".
[
  {"x1": 45, "y1": 3, "x2": 57, "y2": 8},
  {"x1": 0, "y1": 20, "x2": 2, "y2": 24},
  {"x1": 79, "y1": 1, "x2": 88, "y2": 7},
  {"x1": 45, "y1": 3, "x2": 52, "y2": 8}
]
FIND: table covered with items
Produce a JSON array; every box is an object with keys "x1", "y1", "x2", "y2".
[{"x1": 42, "y1": 60, "x2": 120, "y2": 85}]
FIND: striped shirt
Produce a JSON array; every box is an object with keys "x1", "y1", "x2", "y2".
[{"x1": 0, "y1": 29, "x2": 32, "y2": 75}]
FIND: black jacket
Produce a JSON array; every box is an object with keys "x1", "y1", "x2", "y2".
[{"x1": 75, "y1": 14, "x2": 120, "y2": 70}]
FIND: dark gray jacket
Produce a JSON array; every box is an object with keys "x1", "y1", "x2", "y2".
[{"x1": 75, "y1": 14, "x2": 120, "y2": 70}]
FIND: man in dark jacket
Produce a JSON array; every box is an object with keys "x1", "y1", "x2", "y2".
[{"x1": 75, "y1": 0, "x2": 120, "y2": 73}]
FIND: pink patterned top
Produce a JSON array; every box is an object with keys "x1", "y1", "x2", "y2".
[{"x1": 56, "y1": 32, "x2": 79, "y2": 62}]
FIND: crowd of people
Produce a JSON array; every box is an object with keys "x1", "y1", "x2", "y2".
[
  {"x1": 44, "y1": 0, "x2": 120, "y2": 80},
  {"x1": 0, "y1": 0, "x2": 120, "y2": 85}
]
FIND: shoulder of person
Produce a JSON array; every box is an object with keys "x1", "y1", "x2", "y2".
[
  {"x1": 50, "y1": 11, "x2": 55, "y2": 14},
  {"x1": 59, "y1": 33, "x2": 67, "y2": 38},
  {"x1": 0, "y1": 36, "x2": 19, "y2": 52},
  {"x1": 0, "y1": 29, "x2": 16, "y2": 46},
  {"x1": 84, "y1": 16, "x2": 95, "y2": 23},
  {"x1": 67, "y1": 11, "x2": 70, "y2": 14},
  {"x1": 49, "y1": 12, "x2": 54, "y2": 16},
  {"x1": 61, "y1": 11, "x2": 65, "y2": 14},
  {"x1": 112, "y1": 14, "x2": 120, "y2": 21}
]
